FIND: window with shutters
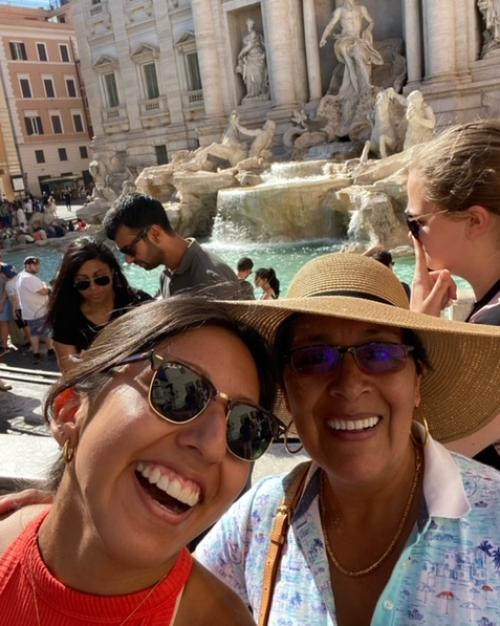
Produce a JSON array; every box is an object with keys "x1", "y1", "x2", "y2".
[
  {"x1": 37, "y1": 43, "x2": 48, "y2": 61},
  {"x1": 24, "y1": 115, "x2": 44, "y2": 136},
  {"x1": 66, "y1": 78, "x2": 77, "y2": 97},
  {"x1": 73, "y1": 113, "x2": 84, "y2": 133},
  {"x1": 43, "y1": 77, "x2": 56, "y2": 98},
  {"x1": 9, "y1": 42, "x2": 27, "y2": 60},
  {"x1": 59, "y1": 44, "x2": 70, "y2": 62},
  {"x1": 51, "y1": 114, "x2": 63, "y2": 134},
  {"x1": 19, "y1": 77, "x2": 32, "y2": 98}
]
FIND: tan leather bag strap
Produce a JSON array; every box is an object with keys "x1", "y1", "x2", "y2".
[{"x1": 258, "y1": 461, "x2": 311, "y2": 626}]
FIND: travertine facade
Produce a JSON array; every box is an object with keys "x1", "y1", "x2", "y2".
[
  {"x1": 73, "y1": 0, "x2": 500, "y2": 171},
  {"x1": 0, "y1": 4, "x2": 91, "y2": 196}
]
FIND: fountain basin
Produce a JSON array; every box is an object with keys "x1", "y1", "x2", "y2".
[{"x1": 216, "y1": 175, "x2": 350, "y2": 241}]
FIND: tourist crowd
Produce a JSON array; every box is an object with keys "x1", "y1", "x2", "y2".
[{"x1": 0, "y1": 120, "x2": 499, "y2": 625}]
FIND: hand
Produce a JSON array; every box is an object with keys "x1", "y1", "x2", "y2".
[
  {"x1": 319, "y1": 38, "x2": 326, "y2": 47},
  {"x1": 410, "y1": 236, "x2": 457, "y2": 316},
  {"x1": 0, "y1": 488, "x2": 54, "y2": 519}
]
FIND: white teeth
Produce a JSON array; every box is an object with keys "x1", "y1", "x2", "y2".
[
  {"x1": 327, "y1": 417, "x2": 380, "y2": 431},
  {"x1": 149, "y1": 467, "x2": 161, "y2": 484},
  {"x1": 136, "y1": 463, "x2": 200, "y2": 507}
]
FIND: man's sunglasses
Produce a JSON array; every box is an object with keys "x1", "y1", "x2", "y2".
[
  {"x1": 289, "y1": 342, "x2": 415, "y2": 376},
  {"x1": 118, "y1": 226, "x2": 150, "y2": 257},
  {"x1": 405, "y1": 209, "x2": 448, "y2": 240},
  {"x1": 116, "y1": 351, "x2": 283, "y2": 462},
  {"x1": 74, "y1": 275, "x2": 112, "y2": 291}
]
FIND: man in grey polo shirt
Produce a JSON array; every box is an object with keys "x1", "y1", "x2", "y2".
[{"x1": 103, "y1": 193, "x2": 239, "y2": 298}]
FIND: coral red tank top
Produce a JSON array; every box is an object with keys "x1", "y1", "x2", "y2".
[{"x1": 0, "y1": 512, "x2": 193, "y2": 625}]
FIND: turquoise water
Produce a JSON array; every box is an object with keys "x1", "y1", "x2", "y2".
[{"x1": 1, "y1": 238, "x2": 419, "y2": 296}]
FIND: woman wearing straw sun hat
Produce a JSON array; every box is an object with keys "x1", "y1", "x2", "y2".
[{"x1": 197, "y1": 252, "x2": 500, "y2": 626}]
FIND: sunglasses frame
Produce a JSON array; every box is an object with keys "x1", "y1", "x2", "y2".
[
  {"x1": 405, "y1": 209, "x2": 449, "y2": 240},
  {"x1": 118, "y1": 226, "x2": 150, "y2": 257},
  {"x1": 74, "y1": 274, "x2": 112, "y2": 292},
  {"x1": 289, "y1": 342, "x2": 415, "y2": 376},
  {"x1": 113, "y1": 350, "x2": 283, "y2": 462}
]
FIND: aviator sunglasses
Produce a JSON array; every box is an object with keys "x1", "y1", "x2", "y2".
[
  {"x1": 74, "y1": 275, "x2": 112, "y2": 291},
  {"x1": 115, "y1": 350, "x2": 282, "y2": 462},
  {"x1": 405, "y1": 209, "x2": 448, "y2": 240},
  {"x1": 289, "y1": 342, "x2": 415, "y2": 375}
]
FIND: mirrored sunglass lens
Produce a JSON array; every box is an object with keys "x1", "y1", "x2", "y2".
[
  {"x1": 151, "y1": 364, "x2": 212, "y2": 422},
  {"x1": 356, "y1": 343, "x2": 408, "y2": 373},
  {"x1": 226, "y1": 404, "x2": 274, "y2": 460},
  {"x1": 291, "y1": 346, "x2": 342, "y2": 373}
]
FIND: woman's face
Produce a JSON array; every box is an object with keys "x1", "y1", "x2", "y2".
[
  {"x1": 406, "y1": 171, "x2": 467, "y2": 272},
  {"x1": 74, "y1": 259, "x2": 114, "y2": 304},
  {"x1": 255, "y1": 275, "x2": 266, "y2": 289},
  {"x1": 283, "y1": 315, "x2": 421, "y2": 486},
  {"x1": 67, "y1": 326, "x2": 257, "y2": 571}
]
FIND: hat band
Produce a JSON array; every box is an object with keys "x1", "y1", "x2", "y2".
[{"x1": 311, "y1": 290, "x2": 394, "y2": 306}]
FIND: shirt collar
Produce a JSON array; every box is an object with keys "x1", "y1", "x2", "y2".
[
  {"x1": 295, "y1": 421, "x2": 470, "y2": 521},
  {"x1": 165, "y1": 238, "x2": 196, "y2": 278}
]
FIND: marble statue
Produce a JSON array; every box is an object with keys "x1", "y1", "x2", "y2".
[
  {"x1": 478, "y1": 0, "x2": 500, "y2": 54},
  {"x1": 319, "y1": 0, "x2": 383, "y2": 98},
  {"x1": 360, "y1": 88, "x2": 435, "y2": 161},
  {"x1": 105, "y1": 151, "x2": 136, "y2": 197},
  {"x1": 236, "y1": 18, "x2": 269, "y2": 101},
  {"x1": 403, "y1": 90, "x2": 436, "y2": 150},
  {"x1": 360, "y1": 88, "x2": 407, "y2": 161},
  {"x1": 88, "y1": 158, "x2": 107, "y2": 190},
  {"x1": 232, "y1": 116, "x2": 276, "y2": 160}
]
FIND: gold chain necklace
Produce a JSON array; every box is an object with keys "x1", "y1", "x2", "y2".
[
  {"x1": 28, "y1": 562, "x2": 167, "y2": 626},
  {"x1": 319, "y1": 445, "x2": 422, "y2": 578}
]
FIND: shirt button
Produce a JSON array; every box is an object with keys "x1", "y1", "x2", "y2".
[{"x1": 383, "y1": 600, "x2": 394, "y2": 611}]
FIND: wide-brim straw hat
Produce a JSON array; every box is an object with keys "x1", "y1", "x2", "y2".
[{"x1": 221, "y1": 252, "x2": 500, "y2": 443}]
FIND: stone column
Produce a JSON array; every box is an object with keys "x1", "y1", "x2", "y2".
[
  {"x1": 191, "y1": 0, "x2": 224, "y2": 118},
  {"x1": 403, "y1": 0, "x2": 422, "y2": 83},
  {"x1": 422, "y1": 0, "x2": 457, "y2": 80},
  {"x1": 262, "y1": 0, "x2": 296, "y2": 107},
  {"x1": 303, "y1": 0, "x2": 322, "y2": 100}
]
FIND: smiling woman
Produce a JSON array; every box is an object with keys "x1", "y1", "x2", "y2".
[
  {"x1": 0, "y1": 298, "x2": 279, "y2": 625},
  {"x1": 196, "y1": 252, "x2": 500, "y2": 626}
]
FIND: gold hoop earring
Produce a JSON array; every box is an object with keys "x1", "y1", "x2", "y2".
[
  {"x1": 412, "y1": 416, "x2": 430, "y2": 447},
  {"x1": 421, "y1": 416, "x2": 429, "y2": 446},
  {"x1": 63, "y1": 440, "x2": 74, "y2": 464},
  {"x1": 284, "y1": 424, "x2": 303, "y2": 455}
]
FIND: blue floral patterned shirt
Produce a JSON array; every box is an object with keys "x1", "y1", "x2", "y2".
[{"x1": 196, "y1": 429, "x2": 500, "y2": 626}]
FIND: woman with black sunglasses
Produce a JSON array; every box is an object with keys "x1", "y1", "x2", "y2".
[
  {"x1": 407, "y1": 120, "x2": 500, "y2": 470},
  {"x1": 47, "y1": 237, "x2": 151, "y2": 372},
  {"x1": 0, "y1": 298, "x2": 279, "y2": 625}
]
